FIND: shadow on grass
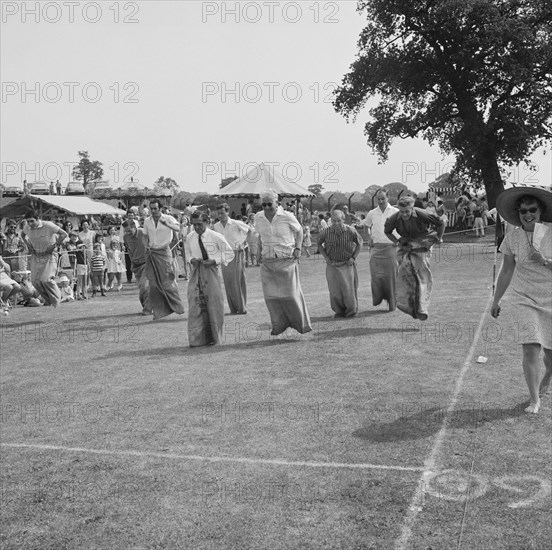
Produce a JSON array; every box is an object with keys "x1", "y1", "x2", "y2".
[
  {"x1": 97, "y1": 338, "x2": 303, "y2": 359},
  {"x1": 96, "y1": 324, "x2": 416, "y2": 360},
  {"x1": 1, "y1": 311, "x2": 142, "y2": 328},
  {"x1": 310, "y1": 310, "x2": 390, "y2": 323},
  {"x1": 316, "y1": 326, "x2": 414, "y2": 339},
  {"x1": 353, "y1": 404, "x2": 528, "y2": 443}
]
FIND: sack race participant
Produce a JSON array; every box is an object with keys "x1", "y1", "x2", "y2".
[
  {"x1": 143, "y1": 199, "x2": 185, "y2": 320},
  {"x1": 254, "y1": 189, "x2": 312, "y2": 336},
  {"x1": 185, "y1": 212, "x2": 234, "y2": 347},
  {"x1": 384, "y1": 196, "x2": 444, "y2": 321},
  {"x1": 21, "y1": 211, "x2": 68, "y2": 308}
]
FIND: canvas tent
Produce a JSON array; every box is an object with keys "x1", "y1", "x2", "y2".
[
  {"x1": 216, "y1": 163, "x2": 313, "y2": 198},
  {"x1": 0, "y1": 194, "x2": 127, "y2": 219},
  {"x1": 215, "y1": 163, "x2": 313, "y2": 215}
]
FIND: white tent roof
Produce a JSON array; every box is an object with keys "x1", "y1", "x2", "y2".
[
  {"x1": 0, "y1": 195, "x2": 127, "y2": 217},
  {"x1": 217, "y1": 163, "x2": 313, "y2": 198}
]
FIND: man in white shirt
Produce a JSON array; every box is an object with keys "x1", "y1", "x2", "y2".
[
  {"x1": 142, "y1": 199, "x2": 185, "y2": 320},
  {"x1": 362, "y1": 189, "x2": 399, "y2": 311},
  {"x1": 185, "y1": 211, "x2": 234, "y2": 346},
  {"x1": 213, "y1": 202, "x2": 250, "y2": 314},
  {"x1": 255, "y1": 189, "x2": 312, "y2": 336},
  {"x1": 21, "y1": 210, "x2": 67, "y2": 307}
]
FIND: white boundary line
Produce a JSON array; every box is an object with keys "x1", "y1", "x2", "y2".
[
  {"x1": 1, "y1": 442, "x2": 424, "y2": 473},
  {"x1": 393, "y1": 293, "x2": 494, "y2": 550}
]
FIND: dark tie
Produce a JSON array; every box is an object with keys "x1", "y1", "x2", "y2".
[{"x1": 198, "y1": 234, "x2": 209, "y2": 261}]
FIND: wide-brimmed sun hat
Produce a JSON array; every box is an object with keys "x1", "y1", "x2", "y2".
[{"x1": 495, "y1": 185, "x2": 552, "y2": 226}]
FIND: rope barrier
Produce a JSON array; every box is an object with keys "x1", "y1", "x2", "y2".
[{"x1": 440, "y1": 225, "x2": 497, "y2": 237}]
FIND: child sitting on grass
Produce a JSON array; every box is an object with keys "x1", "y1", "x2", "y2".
[
  {"x1": 0, "y1": 256, "x2": 21, "y2": 314},
  {"x1": 56, "y1": 273, "x2": 75, "y2": 302}
]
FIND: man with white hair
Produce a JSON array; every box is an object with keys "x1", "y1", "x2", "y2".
[{"x1": 255, "y1": 189, "x2": 312, "y2": 335}]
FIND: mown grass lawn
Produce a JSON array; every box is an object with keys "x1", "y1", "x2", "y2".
[{"x1": 1, "y1": 238, "x2": 550, "y2": 550}]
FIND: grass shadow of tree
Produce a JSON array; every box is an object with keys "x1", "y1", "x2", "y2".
[{"x1": 353, "y1": 404, "x2": 528, "y2": 443}]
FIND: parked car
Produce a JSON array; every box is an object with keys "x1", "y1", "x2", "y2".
[
  {"x1": 65, "y1": 182, "x2": 86, "y2": 195},
  {"x1": 29, "y1": 181, "x2": 50, "y2": 195},
  {"x1": 90, "y1": 180, "x2": 114, "y2": 197},
  {"x1": 2, "y1": 186, "x2": 24, "y2": 197}
]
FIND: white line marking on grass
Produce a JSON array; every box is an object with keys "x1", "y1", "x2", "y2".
[
  {"x1": 394, "y1": 293, "x2": 494, "y2": 550},
  {"x1": 1, "y1": 442, "x2": 424, "y2": 472}
]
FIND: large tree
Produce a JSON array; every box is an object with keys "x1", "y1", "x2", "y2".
[
  {"x1": 334, "y1": 0, "x2": 552, "y2": 209},
  {"x1": 154, "y1": 176, "x2": 179, "y2": 194},
  {"x1": 72, "y1": 151, "x2": 103, "y2": 186},
  {"x1": 308, "y1": 184, "x2": 324, "y2": 196}
]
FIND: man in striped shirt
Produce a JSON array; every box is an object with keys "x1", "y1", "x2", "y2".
[{"x1": 318, "y1": 210, "x2": 363, "y2": 318}]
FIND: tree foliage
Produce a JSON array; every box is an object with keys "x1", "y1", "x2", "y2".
[
  {"x1": 72, "y1": 151, "x2": 103, "y2": 186},
  {"x1": 383, "y1": 182, "x2": 410, "y2": 204},
  {"x1": 154, "y1": 176, "x2": 179, "y2": 193},
  {"x1": 334, "y1": 0, "x2": 552, "y2": 207},
  {"x1": 308, "y1": 184, "x2": 324, "y2": 196}
]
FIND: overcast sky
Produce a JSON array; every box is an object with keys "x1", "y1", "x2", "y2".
[{"x1": 1, "y1": 1, "x2": 550, "y2": 195}]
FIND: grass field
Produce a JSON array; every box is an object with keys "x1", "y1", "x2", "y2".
[{"x1": 1, "y1": 235, "x2": 551, "y2": 550}]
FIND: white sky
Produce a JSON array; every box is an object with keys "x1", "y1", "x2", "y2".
[{"x1": 1, "y1": 0, "x2": 550, "y2": 195}]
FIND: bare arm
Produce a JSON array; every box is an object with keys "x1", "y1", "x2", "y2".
[
  {"x1": 384, "y1": 231, "x2": 399, "y2": 245},
  {"x1": 55, "y1": 228, "x2": 68, "y2": 246},
  {"x1": 352, "y1": 238, "x2": 362, "y2": 261},
  {"x1": 294, "y1": 226, "x2": 304, "y2": 249},
  {"x1": 435, "y1": 221, "x2": 445, "y2": 242},
  {"x1": 491, "y1": 254, "x2": 516, "y2": 317},
  {"x1": 292, "y1": 226, "x2": 303, "y2": 260},
  {"x1": 317, "y1": 232, "x2": 329, "y2": 262},
  {"x1": 160, "y1": 215, "x2": 180, "y2": 232}
]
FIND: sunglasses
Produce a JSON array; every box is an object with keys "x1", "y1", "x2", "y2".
[
  {"x1": 262, "y1": 202, "x2": 273, "y2": 208},
  {"x1": 518, "y1": 207, "x2": 538, "y2": 215}
]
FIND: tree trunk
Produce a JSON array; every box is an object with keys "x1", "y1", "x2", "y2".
[{"x1": 479, "y1": 151, "x2": 504, "y2": 245}]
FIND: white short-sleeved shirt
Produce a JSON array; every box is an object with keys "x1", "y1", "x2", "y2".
[
  {"x1": 24, "y1": 220, "x2": 62, "y2": 254},
  {"x1": 255, "y1": 206, "x2": 301, "y2": 259},
  {"x1": 185, "y1": 228, "x2": 234, "y2": 266},
  {"x1": 143, "y1": 215, "x2": 178, "y2": 249},
  {"x1": 363, "y1": 205, "x2": 399, "y2": 243},
  {"x1": 213, "y1": 218, "x2": 249, "y2": 250}
]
